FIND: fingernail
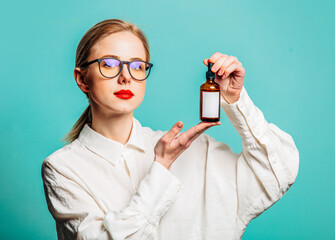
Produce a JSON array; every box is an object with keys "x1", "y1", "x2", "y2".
[{"x1": 177, "y1": 122, "x2": 183, "y2": 128}]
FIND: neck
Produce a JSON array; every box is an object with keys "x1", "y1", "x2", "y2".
[{"x1": 90, "y1": 106, "x2": 134, "y2": 145}]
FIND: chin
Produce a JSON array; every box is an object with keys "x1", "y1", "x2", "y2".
[
  {"x1": 100, "y1": 95, "x2": 144, "y2": 113},
  {"x1": 110, "y1": 102, "x2": 138, "y2": 114}
]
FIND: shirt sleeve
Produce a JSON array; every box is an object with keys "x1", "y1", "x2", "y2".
[
  {"x1": 41, "y1": 159, "x2": 183, "y2": 240},
  {"x1": 206, "y1": 86, "x2": 299, "y2": 228}
]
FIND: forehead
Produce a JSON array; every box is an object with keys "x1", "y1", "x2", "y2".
[{"x1": 90, "y1": 31, "x2": 146, "y2": 61}]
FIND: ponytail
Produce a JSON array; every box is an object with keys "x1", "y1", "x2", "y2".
[{"x1": 61, "y1": 104, "x2": 92, "y2": 144}]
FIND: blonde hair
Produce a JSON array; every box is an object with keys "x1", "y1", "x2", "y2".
[{"x1": 62, "y1": 19, "x2": 151, "y2": 144}]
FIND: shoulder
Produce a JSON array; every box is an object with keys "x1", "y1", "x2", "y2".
[{"x1": 41, "y1": 140, "x2": 82, "y2": 177}]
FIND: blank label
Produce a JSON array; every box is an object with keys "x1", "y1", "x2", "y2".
[{"x1": 202, "y1": 91, "x2": 219, "y2": 118}]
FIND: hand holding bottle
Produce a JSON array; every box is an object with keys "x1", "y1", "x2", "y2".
[
  {"x1": 154, "y1": 121, "x2": 220, "y2": 170},
  {"x1": 203, "y1": 52, "x2": 245, "y2": 104}
]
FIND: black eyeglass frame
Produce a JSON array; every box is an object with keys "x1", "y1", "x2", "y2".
[{"x1": 80, "y1": 57, "x2": 154, "y2": 81}]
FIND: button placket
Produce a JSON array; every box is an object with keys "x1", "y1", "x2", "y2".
[{"x1": 121, "y1": 150, "x2": 137, "y2": 193}]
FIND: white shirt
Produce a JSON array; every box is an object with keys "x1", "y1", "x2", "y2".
[{"x1": 41, "y1": 86, "x2": 299, "y2": 240}]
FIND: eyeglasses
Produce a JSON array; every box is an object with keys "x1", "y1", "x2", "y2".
[{"x1": 80, "y1": 57, "x2": 153, "y2": 81}]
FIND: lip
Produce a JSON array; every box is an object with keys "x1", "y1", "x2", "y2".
[{"x1": 114, "y1": 89, "x2": 134, "y2": 99}]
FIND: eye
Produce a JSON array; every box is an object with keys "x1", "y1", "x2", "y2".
[
  {"x1": 103, "y1": 59, "x2": 120, "y2": 67},
  {"x1": 130, "y1": 61, "x2": 143, "y2": 70}
]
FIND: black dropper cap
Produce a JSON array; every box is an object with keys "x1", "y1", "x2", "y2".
[{"x1": 206, "y1": 62, "x2": 215, "y2": 80}]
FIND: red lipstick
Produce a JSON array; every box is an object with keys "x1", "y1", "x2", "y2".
[{"x1": 114, "y1": 89, "x2": 134, "y2": 99}]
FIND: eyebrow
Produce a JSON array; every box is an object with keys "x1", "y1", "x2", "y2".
[{"x1": 100, "y1": 54, "x2": 145, "y2": 61}]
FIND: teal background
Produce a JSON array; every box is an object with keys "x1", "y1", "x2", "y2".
[{"x1": 1, "y1": 0, "x2": 334, "y2": 239}]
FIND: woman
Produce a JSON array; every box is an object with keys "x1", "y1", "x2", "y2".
[{"x1": 41, "y1": 19, "x2": 299, "y2": 240}]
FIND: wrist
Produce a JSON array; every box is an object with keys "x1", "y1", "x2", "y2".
[
  {"x1": 221, "y1": 93, "x2": 240, "y2": 104},
  {"x1": 154, "y1": 157, "x2": 171, "y2": 171}
]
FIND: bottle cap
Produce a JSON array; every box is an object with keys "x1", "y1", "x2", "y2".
[{"x1": 206, "y1": 62, "x2": 215, "y2": 80}]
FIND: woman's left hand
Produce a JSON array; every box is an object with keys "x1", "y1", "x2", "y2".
[{"x1": 203, "y1": 52, "x2": 245, "y2": 104}]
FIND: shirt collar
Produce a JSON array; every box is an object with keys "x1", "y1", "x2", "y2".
[{"x1": 77, "y1": 116, "x2": 146, "y2": 164}]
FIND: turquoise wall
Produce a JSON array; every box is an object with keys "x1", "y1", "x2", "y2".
[{"x1": 1, "y1": 0, "x2": 334, "y2": 239}]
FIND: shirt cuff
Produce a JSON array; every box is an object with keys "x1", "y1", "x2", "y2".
[{"x1": 220, "y1": 86, "x2": 269, "y2": 146}]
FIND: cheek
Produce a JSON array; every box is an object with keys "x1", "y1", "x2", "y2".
[
  {"x1": 88, "y1": 80, "x2": 114, "y2": 103},
  {"x1": 87, "y1": 70, "x2": 115, "y2": 95},
  {"x1": 136, "y1": 83, "x2": 146, "y2": 97}
]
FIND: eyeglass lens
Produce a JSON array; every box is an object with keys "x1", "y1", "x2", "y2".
[{"x1": 100, "y1": 58, "x2": 150, "y2": 80}]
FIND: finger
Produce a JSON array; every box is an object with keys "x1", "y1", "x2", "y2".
[
  {"x1": 211, "y1": 55, "x2": 229, "y2": 73},
  {"x1": 218, "y1": 56, "x2": 236, "y2": 76},
  {"x1": 224, "y1": 62, "x2": 238, "y2": 78},
  {"x1": 163, "y1": 121, "x2": 184, "y2": 142},
  {"x1": 190, "y1": 122, "x2": 217, "y2": 137},
  {"x1": 174, "y1": 122, "x2": 217, "y2": 147},
  {"x1": 227, "y1": 61, "x2": 245, "y2": 78},
  {"x1": 209, "y1": 52, "x2": 226, "y2": 64},
  {"x1": 203, "y1": 57, "x2": 223, "y2": 67},
  {"x1": 203, "y1": 59, "x2": 209, "y2": 66},
  {"x1": 203, "y1": 52, "x2": 227, "y2": 66},
  {"x1": 185, "y1": 122, "x2": 221, "y2": 147},
  {"x1": 203, "y1": 58, "x2": 213, "y2": 67}
]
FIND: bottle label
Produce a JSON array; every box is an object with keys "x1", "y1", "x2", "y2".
[{"x1": 202, "y1": 91, "x2": 220, "y2": 118}]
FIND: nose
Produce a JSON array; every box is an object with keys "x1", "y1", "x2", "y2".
[{"x1": 117, "y1": 63, "x2": 132, "y2": 84}]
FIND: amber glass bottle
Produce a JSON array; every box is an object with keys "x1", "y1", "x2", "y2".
[{"x1": 200, "y1": 62, "x2": 220, "y2": 122}]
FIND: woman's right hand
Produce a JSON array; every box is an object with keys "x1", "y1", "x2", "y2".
[{"x1": 154, "y1": 121, "x2": 220, "y2": 170}]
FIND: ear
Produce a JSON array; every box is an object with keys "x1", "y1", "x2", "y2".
[{"x1": 74, "y1": 67, "x2": 89, "y2": 93}]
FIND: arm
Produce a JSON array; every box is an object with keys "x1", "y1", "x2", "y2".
[
  {"x1": 206, "y1": 86, "x2": 299, "y2": 226},
  {"x1": 41, "y1": 159, "x2": 183, "y2": 240}
]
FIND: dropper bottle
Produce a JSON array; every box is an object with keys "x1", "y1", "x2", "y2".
[{"x1": 200, "y1": 62, "x2": 220, "y2": 122}]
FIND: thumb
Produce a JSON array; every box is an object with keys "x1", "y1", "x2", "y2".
[
  {"x1": 203, "y1": 59, "x2": 209, "y2": 66},
  {"x1": 164, "y1": 121, "x2": 183, "y2": 142}
]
